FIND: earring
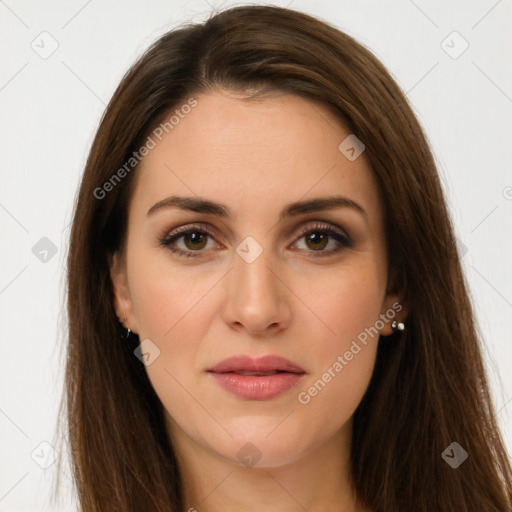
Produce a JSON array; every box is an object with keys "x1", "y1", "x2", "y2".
[
  {"x1": 392, "y1": 320, "x2": 405, "y2": 332},
  {"x1": 119, "y1": 315, "x2": 132, "y2": 340}
]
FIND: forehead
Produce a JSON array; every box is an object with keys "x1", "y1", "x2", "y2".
[{"x1": 130, "y1": 90, "x2": 381, "y2": 223}]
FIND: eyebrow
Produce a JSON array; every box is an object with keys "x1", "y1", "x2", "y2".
[{"x1": 147, "y1": 195, "x2": 367, "y2": 221}]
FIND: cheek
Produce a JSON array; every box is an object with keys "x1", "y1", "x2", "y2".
[
  {"x1": 292, "y1": 259, "x2": 384, "y2": 427},
  {"x1": 302, "y1": 257, "x2": 386, "y2": 355},
  {"x1": 128, "y1": 249, "x2": 216, "y2": 340},
  {"x1": 126, "y1": 253, "x2": 218, "y2": 406}
]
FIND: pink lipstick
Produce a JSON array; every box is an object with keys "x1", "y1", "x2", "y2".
[{"x1": 208, "y1": 354, "x2": 305, "y2": 400}]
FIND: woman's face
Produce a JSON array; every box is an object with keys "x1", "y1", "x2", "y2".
[{"x1": 110, "y1": 89, "x2": 401, "y2": 468}]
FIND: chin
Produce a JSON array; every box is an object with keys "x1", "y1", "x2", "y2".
[{"x1": 207, "y1": 423, "x2": 312, "y2": 469}]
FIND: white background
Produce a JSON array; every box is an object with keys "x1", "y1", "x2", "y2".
[{"x1": 1, "y1": 1, "x2": 511, "y2": 510}]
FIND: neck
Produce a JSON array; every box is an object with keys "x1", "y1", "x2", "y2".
[{"x1": 166, "y1": 414, "x2": 369, "y2": 512}]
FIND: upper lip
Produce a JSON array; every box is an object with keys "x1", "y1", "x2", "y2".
[{"x1": 208, "y1": 355, "x2": 305, "y2": 374}]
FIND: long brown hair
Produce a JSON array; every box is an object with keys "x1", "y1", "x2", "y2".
[{"x1": 55, "y1": 5, "x2": 512, "y2": 511}]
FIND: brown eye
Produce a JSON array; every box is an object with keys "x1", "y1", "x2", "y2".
[
  {"x1": 158, "y1": 222, "x2": 353, "y2": 259},
  {"x1": 181, "y1": 232, "x2": 208, "y2": 250},
  {"x1": 159, "y1": 224, "x2": 217, "y2": 258},
  {"x1": 293, "y1": 223, "x2": 354, "y2": 256},
  {"x1": 303, "y1": 232, "x2": 329, "y2": 251}
]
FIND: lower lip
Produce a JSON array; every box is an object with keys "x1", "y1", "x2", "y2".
[{"x1": 209, "y1": 372, "x2": 304, "y2": 400}]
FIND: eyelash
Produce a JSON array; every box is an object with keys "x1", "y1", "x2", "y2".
[{"x1": 157, "y1": 222, "x2": 354, "y2": 259}]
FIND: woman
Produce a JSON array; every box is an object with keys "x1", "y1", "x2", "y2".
[{"x1": 56, "y1": 4, "x2": 512, "y2": 511}]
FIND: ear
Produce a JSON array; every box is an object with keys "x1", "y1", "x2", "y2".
[
  {"x1": 379, "y1": 291, "x2": 408, "y2": 337},
  {"x1": 109, "y1": 251, "x2": 138, "y2": 335}
]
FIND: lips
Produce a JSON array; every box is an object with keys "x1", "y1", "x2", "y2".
[
  {"x1": 208, "y1": 355, "x2": 305, "y2": 375},
  {"x1": 208, "y1": 355, "x2": 305, "y2": 400}
]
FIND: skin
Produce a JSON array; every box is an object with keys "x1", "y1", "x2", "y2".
[{"x1": 110, "y1": 89, "x2": 406, "y2": 512}]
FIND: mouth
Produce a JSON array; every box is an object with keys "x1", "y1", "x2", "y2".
[
  {"x1": 222, "y1": 370, "x2": 292, "y2": 376},
  {"x1": 208, "y1": 354, "x2": 305, "y2": 374},
  {"x1": 207, "y1": 355, "x2": 306, "y2": 400}
]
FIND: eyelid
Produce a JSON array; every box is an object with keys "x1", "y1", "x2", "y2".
[
  {"x1": 158, "y1": 220, "x2": 353, "y2": 257},
  {"x1": 155, "y1": 222, "x2": 220, "y2": 256},
  {"x1": 161, "y1": 220, "x2": 350, "y2": 240},
  {"x1": 293, "y1": 222, "x2": 352, "y2": 244}
]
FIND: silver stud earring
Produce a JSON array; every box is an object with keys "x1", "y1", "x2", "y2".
[
  {"x1": 119, "y1": 315, "x2": 132, "y2": 340},
  {"x1": 392, "y1": 320, "x2": 405, "y2": 332}
]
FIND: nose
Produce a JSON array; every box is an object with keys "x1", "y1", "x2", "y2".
[{"x1": 221, "y1": 244, "x2": 292, "y2": 336}]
